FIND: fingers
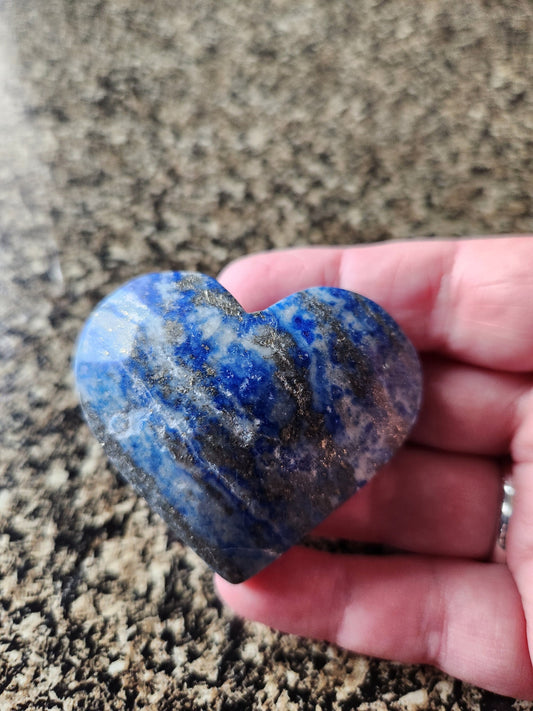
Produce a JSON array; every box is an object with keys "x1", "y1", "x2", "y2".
[
  {"x1": 215, "y1": 548, "x2": 533, "y2": 699},
  {"x1": 219, "y1": 236, "x2": 533, "y2": 371},
  {"x1": 413, "y1": 355, "x2": 532, "y2": 455},
  {"x1": 313, "y1": 445, "x2": 501, "y2": 559}
]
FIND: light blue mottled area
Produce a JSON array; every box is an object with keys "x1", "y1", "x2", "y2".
[{"x1": 75, "y1": 272, "x2": 422, "y2": 582}]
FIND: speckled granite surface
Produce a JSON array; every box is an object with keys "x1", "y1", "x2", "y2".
[{"x1": 1, "y1": 1, "x2": 532, "y2": 709}]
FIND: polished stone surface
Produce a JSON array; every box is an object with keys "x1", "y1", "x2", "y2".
[{"x1": 75, "y1": 272, "x2": 422, "y2": 582}]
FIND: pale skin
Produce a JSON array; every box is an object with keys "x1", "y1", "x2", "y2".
[{"x1": 214, "y1": 236, "x2": 533, "y2": 699}]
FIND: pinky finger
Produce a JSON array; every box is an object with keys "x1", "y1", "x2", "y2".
[{"x1": 215, "y1": 547, "x2": 533, "y2": 699}]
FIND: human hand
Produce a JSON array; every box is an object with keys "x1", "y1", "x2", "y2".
[{"x1": 215, "y1": 236, "x2": 533, "y2": 699}]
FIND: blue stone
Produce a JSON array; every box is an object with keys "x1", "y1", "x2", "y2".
[{"x1": 74, "y1": 272, "x2": 422, "y2": 582}]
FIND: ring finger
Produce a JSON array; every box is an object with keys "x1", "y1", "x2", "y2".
[{"x1": 312, "y1": 445, "x2": 503, "y2": 559}]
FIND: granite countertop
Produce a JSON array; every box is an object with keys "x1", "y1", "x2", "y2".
[{"x1": 1, "y1": 1, "x2": 532, "y2": 709}]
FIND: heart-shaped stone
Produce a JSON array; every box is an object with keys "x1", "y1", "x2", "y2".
[{"x1": 75, "y1": 272, "x2": 422, "y2": 582}]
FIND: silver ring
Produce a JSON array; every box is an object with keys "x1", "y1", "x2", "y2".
[{"x1": 497, "y1": 480, "x2": 515, "y2": 551}]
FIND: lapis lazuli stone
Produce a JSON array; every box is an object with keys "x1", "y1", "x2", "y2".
[{"x1": 74, "y1": 272, "x2": 422, "y2": 582}]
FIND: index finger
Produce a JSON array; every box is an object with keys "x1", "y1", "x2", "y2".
[{"x1": 218, "y1": 236, "x2": 533, "y2": 372}]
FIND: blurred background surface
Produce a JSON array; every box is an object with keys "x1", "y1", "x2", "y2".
[{"x1": 1, "y1": 1, "x2": 532, "y2": 708}]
